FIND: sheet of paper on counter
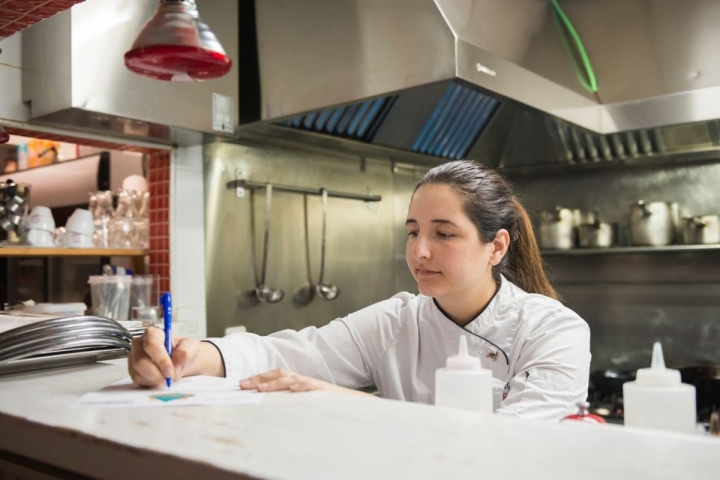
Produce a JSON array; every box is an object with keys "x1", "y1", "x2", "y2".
[{"x1": 75, "y1": 375, "x2": 264, "y2": 408}]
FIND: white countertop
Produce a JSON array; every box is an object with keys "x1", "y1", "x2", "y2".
[{"x1": 0, "y1": 360, "x2": 718, "y2": 480}]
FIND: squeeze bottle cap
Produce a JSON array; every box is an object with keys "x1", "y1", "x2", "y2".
[
  {"x1": 446, "y1": 336, "x2": 482, "y2": 370},
  {"x1": 635, "y1": 342, "x2": 681, "y2": 387}
]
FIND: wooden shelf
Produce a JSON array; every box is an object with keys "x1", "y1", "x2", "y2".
[{"x1": 0, "y1": 247, "x2": 148, "y2": 257}]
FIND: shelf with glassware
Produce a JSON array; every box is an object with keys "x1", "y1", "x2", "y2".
[{"x1": 0, "y1": 248, "x2": 148, "y2": 257}]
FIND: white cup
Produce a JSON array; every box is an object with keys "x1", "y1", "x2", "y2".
[
  {"x1": 66, "y1": 208, "x2": 94, "y2": 236},
  {"x1": 64, "y1": 231, "x2": 94, "y2": 248},
  {"x1": 25, "y1": 206, "x2": 55, "y2": 232},
  {"x1": 24, "y1": 228, "x2": 54, "y2": 247}
]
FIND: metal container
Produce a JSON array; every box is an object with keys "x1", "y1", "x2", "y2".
[
  {"x1": 578, "y1": 221, "x2": 616, "y2": 248},
  {"x1": 538, "y1": 207, "x2": 576, "y2": 250},
  {"x1": 682, "y1": 215, "x2": 720, "y2": 245},
  {"x1": 629, "y1": 200, "x2": 677, "y2": 246}
]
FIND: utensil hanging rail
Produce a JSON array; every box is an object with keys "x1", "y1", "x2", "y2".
[{"x1": 228, "y1": 180, "x2": 382, "y2": 202}]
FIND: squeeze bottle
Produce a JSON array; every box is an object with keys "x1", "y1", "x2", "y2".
[
  {"x1": 435, "y1": 336, "x2": 493, "y2": 413},
  {"x1": 623, "y1": 342, "x2": 696, "y2": 434}
]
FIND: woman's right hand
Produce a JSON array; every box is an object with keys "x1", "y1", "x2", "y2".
[{"x1": 127, "y1": 327, "x2": 205, "y2": 387}]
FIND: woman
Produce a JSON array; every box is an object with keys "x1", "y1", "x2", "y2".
[{"x1": 129, "y1": 161, "x2": 590, "y2": 421}]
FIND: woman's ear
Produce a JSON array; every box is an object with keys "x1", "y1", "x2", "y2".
[{"x1": 490, "y1": 229, "x2": 510, "y2": 266}]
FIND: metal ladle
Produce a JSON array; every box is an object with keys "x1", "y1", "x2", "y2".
[
  {"x1": 255, "y1": 184, "x2": 284, "y2": 303},
  {"x1": 315, "y1": 188, "x2": 340, "y2": 301},
  {"x1": 292, "y1": 194, "x2": 315, "y2": 306}
]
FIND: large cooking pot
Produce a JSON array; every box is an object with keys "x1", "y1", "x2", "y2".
[
  {"x1": 677, "y1": 365, "x2": 720, "y2": 423},
  {"x1": 538, "y1": 207, "x2": 577, "y2": 250},
  {"x1": 682, "y1": 215, "x2": 720, "y2": 245},
  {"x1": 629, "y1": 200, "x2": 679, "y2": 246}
]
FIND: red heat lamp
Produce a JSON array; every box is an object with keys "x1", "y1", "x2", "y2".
[
  {"x1": 124, "y1": 0, "x2": 231, "y2": 82},
  {"x1": 0, "y1": 125, "x2": 9, "y2": 144}
]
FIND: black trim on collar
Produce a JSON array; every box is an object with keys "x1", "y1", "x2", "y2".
[{"x1": 432, "y1": 285, "x2": 510, "y2": 366}]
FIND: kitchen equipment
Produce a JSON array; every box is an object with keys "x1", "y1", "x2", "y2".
[
  {"x1": 561, "y1": 402, "x2": 606, "y2": 424},
  {"x1": 677, "y1": 365, "x2": 720, "y2": 425},
  {"x1": 682, "y1": 216, "x2": 720, "y2": 245},
  {"x1": 538, "y1": 207, "x2": 576, "y2": 250},
  {"x1": 293, "y1": 194, "x2": 315, "y2": 306},
  {"x1": 315, "y1": 188, "x2": 340, "y2": 301},
  {"x1": 629, "y1": 200, "x2": 678, "y2": 246},
  {"x1": 0, "y1": 125, "x2": 9, "y2": 144},
  {"x1": 577, "y1": 209, "x2": 616, "y2": 248},
  {"x1": 255, "y1": 185, "x2": 284, "y2": 303},
  {"x1": 124, "y1": 0, "x2": 232, "y2": 82},
  {"x1": 0, "y1": 180, "x2": 30, "y2": 244},
  {"x1": 88, "y1": 275, "x2": 133, "y2": 320},
  {"x1": 623, "y1": 342, "x2": 696, "y2": 434}
]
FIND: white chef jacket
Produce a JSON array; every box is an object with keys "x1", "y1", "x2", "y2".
[{"x1": 207, "y1": 275, "x2": 591, "y2": 421}]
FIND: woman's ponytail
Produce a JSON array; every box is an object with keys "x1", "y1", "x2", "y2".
[{"x1": 506, "y1": 197, "x2": 558, "y2": 299}]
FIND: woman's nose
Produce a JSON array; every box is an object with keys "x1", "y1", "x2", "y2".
[{"x1": 412, "y1": 235, "x2": 431, "y2": 259}]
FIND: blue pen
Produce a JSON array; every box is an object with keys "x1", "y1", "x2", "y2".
[{"x1": 161, "y1": 292, "x2": 173, "y2": 387}]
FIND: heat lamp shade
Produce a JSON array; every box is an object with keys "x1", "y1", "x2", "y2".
[{"x1": 124, "y1": 0, "x2": 232, "y2": 82}]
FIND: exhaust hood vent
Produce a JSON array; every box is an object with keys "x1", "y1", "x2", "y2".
[
  {"x1": 547, "y1": 119, "x2": 720, "y2": 166},
  {"x1": 279, "y1": 82, "x2": 501, "y2": 162},
  {"x1": 411, "y1": 84, "x2": 499, "y2": 160},
  {"x1": 283, "y1": 96, "x2": 398, "y2": 142}
]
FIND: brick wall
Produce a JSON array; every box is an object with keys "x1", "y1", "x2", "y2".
[{"x1": 147, "y1": 152, "x2": 170, "y2": 294}]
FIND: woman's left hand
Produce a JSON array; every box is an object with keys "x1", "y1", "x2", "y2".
[{"x1": 239, "y1": 369, "x2": 374, "y2": 397}]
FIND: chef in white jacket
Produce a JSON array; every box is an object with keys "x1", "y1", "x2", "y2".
[{"x1": 129, "y1": 161, "x2": 591, "y2": 421}]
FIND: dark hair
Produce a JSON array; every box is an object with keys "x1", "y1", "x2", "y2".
[{"x1": 414, "y1": 160, "x2": 557, "y2": 299}]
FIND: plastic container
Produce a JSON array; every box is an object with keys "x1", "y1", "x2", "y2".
[
  {"x1": 435, "y1": 336, "x2": 493, "y2": 413},
  {"x1": 88, "y1": 275, "x2": 133, "y2": 320},
  {"x1": 623, "y1": 342, "x2": 696, "y2": 434},
  {"x1": 130, "y1": 275, "x2": 159, "y2": 322}
]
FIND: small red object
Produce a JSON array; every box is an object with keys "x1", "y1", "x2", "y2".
[{"x1": 562, "y1": 402, "x2": 607, "y2": 424}]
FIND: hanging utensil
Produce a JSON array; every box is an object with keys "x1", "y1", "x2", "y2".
[
  {"x1": 255, "y1": 184, "x2": 284, "y2": 303},
  {"x1": 292, "y1": 194, "x2": 315, "y2": 306},
  {"x1": 315, "y1": 188, "x2": 340, "y2": 301}
]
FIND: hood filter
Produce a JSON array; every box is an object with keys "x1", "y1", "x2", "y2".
[
  {"x1": 411, "y1": 83, "x2": 499, "y2": 160},
  {"x1": 284, "y1": 96, "x2": 398, "y2": 142}
]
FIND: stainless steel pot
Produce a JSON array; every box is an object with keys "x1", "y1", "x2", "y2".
[
  {"x1": 577, "y1": 208, "x2": 615, "y2": 248},
  {"x1": 629, "y1": 200, "x2": 678, "y2": 246},
  {"x1": 538, "y1": 207, "x2": 577, "y2": 250},
  {"x1": 682, "y1": 215, "x2": 720, "y2": 245}
]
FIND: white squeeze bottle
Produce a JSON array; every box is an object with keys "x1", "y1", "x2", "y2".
[
  {"x1": 623, "y1": 342, "x2": 696, "y2": 434},
  {"x1": 435, "y1": 336, "x2": 493, "y2": 413}
]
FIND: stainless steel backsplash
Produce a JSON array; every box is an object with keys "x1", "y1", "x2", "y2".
[
  {"x1": 203, "y1": 142, "x2": 421, "y2": 337},
  {"x1": 510, "y1": 162, "x2": 720, "y2": 371},
  {"x1": 204, "y1": 139, "x2": 720, "y2": 371}
]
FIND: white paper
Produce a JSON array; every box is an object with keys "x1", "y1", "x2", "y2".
[{"x1": 75, "y1": 376, "x2": 264, "y2": 408}]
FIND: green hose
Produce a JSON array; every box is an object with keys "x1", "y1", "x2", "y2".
[{"x1": 551, "y1": 0, "x2": 598, "y2": 93}]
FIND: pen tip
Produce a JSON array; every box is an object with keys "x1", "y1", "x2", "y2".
[{"x1": 166, "y1": 378, "x2": 172, "y2": 388}]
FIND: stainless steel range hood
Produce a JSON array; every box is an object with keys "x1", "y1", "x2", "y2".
[{"x1": 238, "y1": 0, "x2": 720, "y2": 168}]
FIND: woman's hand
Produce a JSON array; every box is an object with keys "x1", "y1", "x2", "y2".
[
  {"x1": 239, "y1": 369, "x2": 375, "y2": 397},
  {"x1": 127, "y1": 327, "x2": 224, "y2": 387}
]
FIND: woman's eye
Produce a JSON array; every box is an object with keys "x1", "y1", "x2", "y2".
[
  {"x1": 437, "y1": 232, "x2": 453, "y2": 238},
  {"x1": 407, "y1": 231, "x2": 419, "y2": 237}
]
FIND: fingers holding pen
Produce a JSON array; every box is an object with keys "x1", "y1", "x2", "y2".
[{"x1": 128, "y1": 331, "x2": 166, "y2": 387}]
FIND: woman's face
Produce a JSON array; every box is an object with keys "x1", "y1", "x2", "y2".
[{"x1": 405, "y1": 184, "x2": 497, "y2": 300}]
